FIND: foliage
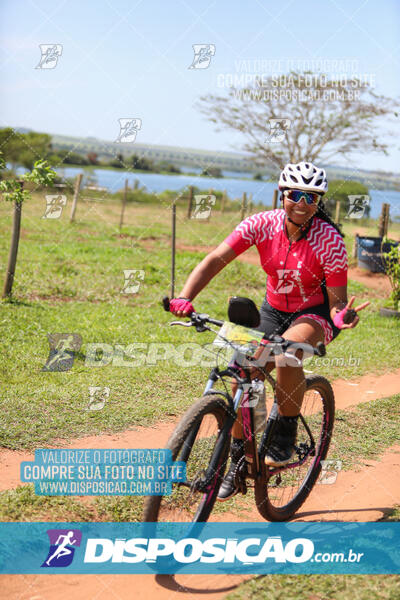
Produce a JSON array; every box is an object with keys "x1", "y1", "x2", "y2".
[
  {"x1": 0, "y1": 155, "x2": 56, "y2": 203},
  {"x1": 201, "y1": 166, "x2": 222, "y2": 178},
  {"x1": 0, "y1": 128, "x2": 52, "y2": 169},
  {"x1": 382, "y1": 239, "x2": 400, "y2": 310},
  {"x1": 130, "y1": 153, "x2": 154, "y2": 171},
  {"x1": 87, "y1": 152, "x2": 98, "y2": 165},
  {"x1": 197, "y1": 70, "x2": 400, "y2": 169}
]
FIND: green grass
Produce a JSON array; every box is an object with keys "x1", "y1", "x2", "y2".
[
  {"x1": 328, "y1": 395, "x2": 400, "y2": 470},
  {"x1": 0, "y1": 485, "x2": 144, "y2": 522},
  {"x1": 1, "y1": 195, "x2": 399, "y2": 450},
  {"x1": 1, "y1": 394, "x2": 398, "y2": 522},
  {"x1": 379, "y1": 505, "x2": 400, "y2": 522},
  {"x1": 225, "y1": 574, "x2": 400, "y2": 600}
]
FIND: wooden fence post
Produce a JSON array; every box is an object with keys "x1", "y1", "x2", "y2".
[
  {"x1": 378, "y1": 203, "x2": 390, "y2": 238},
  {"x1": 186, "y1": 185, "x2": 194, "y2": 219},
  {"x1": 272, "y1": 189, "x2": 278, "y2": 210},
  {"x1": 335, "y1": 200, "x2": 341, "y2": 224},
  {"x1": 171, "y1": 200, "x2": 176, "y2": 298},
  {"x1": 220, "y1": 190, "x2": 226, "y2": 213},
  {"x1": 70, "y1": 173, "x2": 83, "y2": 223},
  {"x1": 2, "y1": 181, "x2": 23, "y2": 298},
  {"x1": 384, "y1": 203, "x2": 390, "y2": 237},
  {"x1": 240, "y1": 192, "x2": 247, "y2": 221},
  {"x1": 247, "y1": 193, "x2": 253, "y2": 216},
  {"x1": 119, "y1": 179, "x2": 128, "y2": 230},
  {"x1": 352, "y1": 233, "x2": 359, "y2": 259}
]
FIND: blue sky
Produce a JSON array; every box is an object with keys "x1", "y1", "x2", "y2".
[{"x1": 1, "y1": 0, "x2": 399, "y2": 172}]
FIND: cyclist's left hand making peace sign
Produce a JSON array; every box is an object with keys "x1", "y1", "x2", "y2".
[{"x1": 333, "y1": 295, "x2": 370, "y2": 329}]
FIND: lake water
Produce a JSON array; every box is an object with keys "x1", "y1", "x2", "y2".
[{"x1": 56, "y1": 166, "x2": 400, "y2": 220}]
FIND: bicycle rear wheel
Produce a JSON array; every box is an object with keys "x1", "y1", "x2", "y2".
[
  {"x1": 143, "y1": 394, "x2": 231, "y2": 523},
  {"x1": 255, "y1": 374, "x2": 334, "y2": 521}
]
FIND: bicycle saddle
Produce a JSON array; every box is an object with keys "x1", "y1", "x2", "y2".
[{"x1": 228, "y1": 296, "x2": 260, "y2": 328}]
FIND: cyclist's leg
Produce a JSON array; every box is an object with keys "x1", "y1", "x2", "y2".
[
  {"x1": 264, "y1": 316, "x2": 326, "y2": 466},
  {"x1": 218, "y1": 304, "x2": 281, "y2": 500},
  {"x1": 275, "y1": 317, "x2": 325, "y2": 415}
]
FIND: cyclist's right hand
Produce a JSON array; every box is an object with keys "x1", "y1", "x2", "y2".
[{"x1": 169, "y1": 297, "x2": 195, "y2": 317}]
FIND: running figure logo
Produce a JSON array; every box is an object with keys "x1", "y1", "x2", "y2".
[
  {"x1": 42, "y1": 334, "x2": 82, "y2": 372},
  {"x1": 188, "y1": 44, "x2": 216, "y2": 69},
  {"x1": 346, "y1": 195, "x2": 370, "y2": 219},
  {"x1": 36, "y1": 44, "x2": 63, "y2": 69},
  {"x1": 42, "y1": 195, "x2": 67, "y2": 219},
  {"x1": 115, "y1": 118, "x2": 142, "y2": 143},
  {"x1": 41, "y1": 529, "x2": 82, "y2": 568},
  {"x1": 192, "y1": 195, "x2": 216, "y2": 219},
  {"x1": 266, "y1": 118, "x2": 291, "y2": 143},
  {"x1": 275, "y1": 269, "x2": 301, "y2": 294}
]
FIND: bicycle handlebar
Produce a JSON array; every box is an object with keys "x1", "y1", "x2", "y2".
[{"x1": 162, "y1": 296, "x2": 326, "y2": 357}]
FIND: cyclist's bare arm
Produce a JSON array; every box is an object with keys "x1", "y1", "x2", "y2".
[{"x1": 178, "y1": 242, "x2": 237, "y2": 302}]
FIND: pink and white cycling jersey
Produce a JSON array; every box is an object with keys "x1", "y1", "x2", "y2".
[{"x1": 224, "y1": 209, "x2": 348, "y2": 312}]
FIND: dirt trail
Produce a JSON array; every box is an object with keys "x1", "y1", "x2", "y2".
[
  {"x1": 1, "y1": 368, "x2": 399, "y2": 493},
  {"x1": 1, "y1": 369, "x2": 399, "y2": 599},
  {"x1": 2, "y1": 444, "x2": 399, "y2": 600}
]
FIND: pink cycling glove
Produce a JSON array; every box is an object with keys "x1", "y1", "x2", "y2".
[
  {"x1": 333, "y1": 307, "x2": 356, "y2": 328},
  {"x1": 170, "y1": 298, "x2": 195, "y2": 316}
]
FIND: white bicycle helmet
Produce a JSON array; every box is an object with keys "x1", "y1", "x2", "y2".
[{"x1": 279, "y1": 161, "x2": 328, "y2": 194}]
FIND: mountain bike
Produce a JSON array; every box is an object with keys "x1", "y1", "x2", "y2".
[{"x1": 143, "y1": 296, "x2": 334, "y2": 523}]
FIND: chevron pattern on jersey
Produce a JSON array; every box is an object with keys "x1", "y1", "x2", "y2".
[{"x1": 307, "y1": 218, "x2": 348, "y2": 277}]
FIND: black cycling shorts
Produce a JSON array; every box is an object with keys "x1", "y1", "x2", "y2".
[{"x1": 256, "y1": 298, "x2": 340, "y2": 345}]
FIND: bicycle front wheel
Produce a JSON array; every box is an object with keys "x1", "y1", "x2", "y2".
[
  {"x1": 255, "y1": 374, "x2": 334, "y2": 521},
  {"x1": 143, "y1": 394, "x2": 231, "y2": 523}
]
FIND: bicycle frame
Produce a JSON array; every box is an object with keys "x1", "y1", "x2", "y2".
[{"x1": 200, "y1": 347, "x2": 318, "y2": 487}]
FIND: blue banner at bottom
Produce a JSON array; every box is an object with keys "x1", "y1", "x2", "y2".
[{"x1": 0, "y1": 522, "x2": 398, "y2": 574}]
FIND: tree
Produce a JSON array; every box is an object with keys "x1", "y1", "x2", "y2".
[
  {"x1": 0, "y1": 128, "x2": 52, "y2": 170},
  {"x1": 130, "y1": 154, "x2": 154, "y2": 171},
  {"x1": 87, "y1": 152, "x2": 98, "y2": 165},
  {"x1": 196, "y1": 71, "x2": 399, "y2": 170},
  {"x1": 201, "y1": 166, "x2": 222, "y2": 178}
]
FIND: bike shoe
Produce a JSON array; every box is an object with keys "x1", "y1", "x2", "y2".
[
  {"x1": 264, "y1": 415, "x2": 298, "y2": 467},
  {"x1": 217, "y1": 437, "x2": 244, "y2": 502},
  {"x1": 217, "y1": 461, "x2": 240, "y2": 501}
]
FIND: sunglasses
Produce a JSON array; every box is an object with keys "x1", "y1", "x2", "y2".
[{"x1": 283, "y1": 190, "x2": 322, "y2": 205}]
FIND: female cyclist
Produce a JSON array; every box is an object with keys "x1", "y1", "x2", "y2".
[{"x1": 169, "y1": 161, "x2": 369, "y2": 501}]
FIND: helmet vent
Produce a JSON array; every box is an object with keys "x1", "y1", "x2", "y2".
[
  {"x1": 302, "y1": 176, "x2": 313, "y2": 184},
  {"x1": 289, "y1": 174, "x2": 299, "y2": 182}
]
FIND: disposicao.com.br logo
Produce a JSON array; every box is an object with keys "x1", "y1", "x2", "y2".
[
  {"x1": 83, "y1": 536, "x2": 314, "y2": 564},
  {"x1": 0, "y1": 522, "x2": 395, "y2": 574}
]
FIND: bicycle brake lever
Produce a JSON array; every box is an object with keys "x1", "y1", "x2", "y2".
[
  {"x1": 283, "y1": 351, "x2": 303, "y2": 367},
  {"x1": 169, "y1": 320, "x2": 193, "y2": 327}
]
